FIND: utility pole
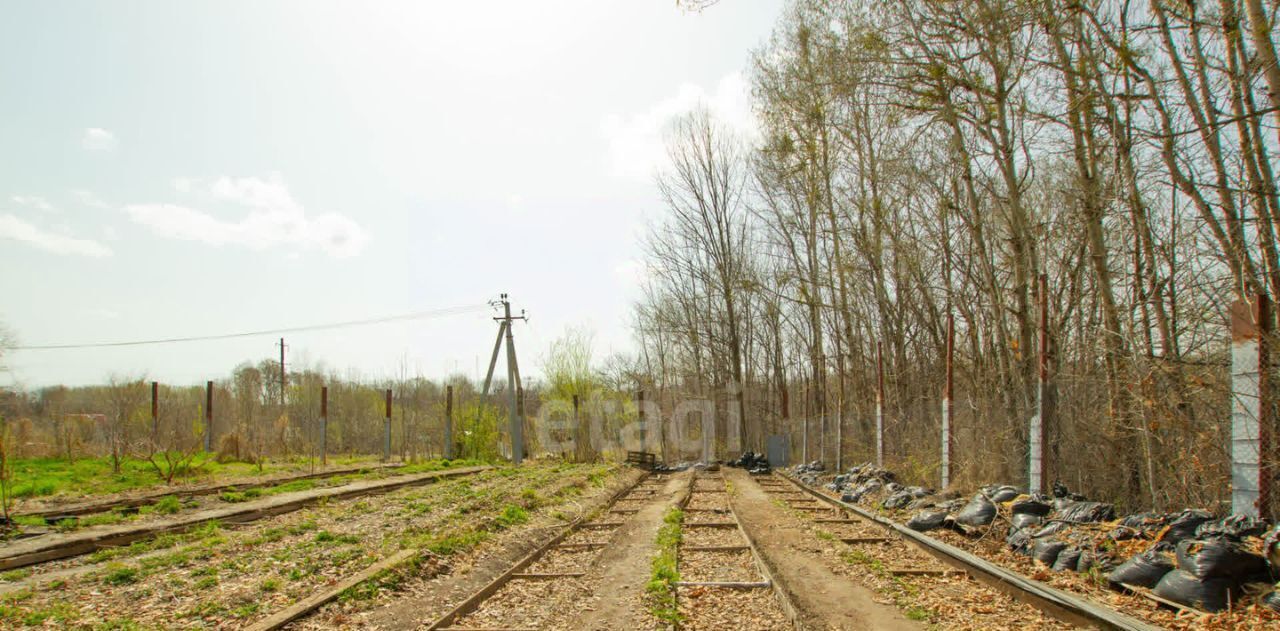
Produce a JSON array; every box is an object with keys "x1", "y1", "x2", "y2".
[{"x1": 481, "y1": 294, "x2": 528, "y2": 464}]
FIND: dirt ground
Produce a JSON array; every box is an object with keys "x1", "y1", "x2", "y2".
[
  {"x1": 726, "y1": 468, "x2": 922, "y2": 631},
  {"x1": 542, "y1": 471, "x2": 692, "y2": 630}
]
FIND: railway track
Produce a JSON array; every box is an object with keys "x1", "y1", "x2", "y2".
[
  {"x1": 675, "y1": 470, "x2": 798, "y2": 630},
  {"x1": 422, "y1": 470, "x2": 661, "y2": 630},
  {"x1": 417, "y1": 468, "x2": 804, "y2": 631},
  {"x1": 769, "y1": 472, "x2": 1161, "y2": 631},
  {"x1": 12, "y1": 461, "x2": 406, "y2": 521},
  {"x1": 0, "y1": 465, "x2": 490, "y2": 571}
]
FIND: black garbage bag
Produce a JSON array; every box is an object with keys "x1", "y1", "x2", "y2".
[
  {"x1": 1031, "y1": 521, "x2": 1068, "y2": 539},
  {"x1": 1052, "y1": 546, "x2": 1083, "y2": 572},
  {"x1": 1109, "y1": 513, "x2": 1168, "y2": 541},
  {"x1": 1160, "y1": 509, "x2": 1214, "y2": 545},
  {"x1": 1052, "y1": 481, "x2": 1086, "y2": 501},
  {"x1": 1010, "y1": 513, "x2": 1043, "y2": 532},
  {"x1": 955, "y1": 493, "x2": 998, "y2": 527},
  {"x1": 847, "y1": 479, "x2": 883, "y2": 503},
  {"x1": 1175, "y1": 538, "x2": 1269, "y2": 580},
  {"x1": 1195, "y1": 514, "x2": 1268, "y2": 539},
  {"x1": 987, "y1": 485, "x2": 1020, "y2": 503},
  {"x1": 1266, "y1": 526, "x2": 1280, "y2": 569},
  {"x1": 1076, "y1": 548, "x2": 1103, "y2": 573},
  {"x1": 1010, "y1": 497, "x2": 1052, "y2": 516},
  {"x1": 1033, "y1": 539, "x2": 1069, "y2": 566},
  {"x1": 907, "y1": 510, "x2": 949, "y2": 532},
  {"x1": 1152, "y1": 569, "x2": 1235, "y2": 612},
  {"x1": 882, "y1": 490, "x2": 916, "y2": 510},
  {"x1": 1107, "y1": 544, "x2": 1176, "y2": 588},
  {"x1": 1121, "y1": 512, "x2": 1169, "y2": 530},
  {"x1": 1263, "y1": 587, "x2": 1280, "y2": 613},
  {"x1": 1007, "y1": 528, "x2": 1033, "y2": 555},
  {"x1": 1056, "y1": 501, "x2": 1115, "y2": 523}
]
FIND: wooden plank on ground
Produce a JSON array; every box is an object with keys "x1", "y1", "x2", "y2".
[{"x1": 249, "y1": 549, "x2": 418, "y2": 630}]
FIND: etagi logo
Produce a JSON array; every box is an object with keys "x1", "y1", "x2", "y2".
[{"x1": 534, "y1": 391, "x2": 745, "y2": 461}]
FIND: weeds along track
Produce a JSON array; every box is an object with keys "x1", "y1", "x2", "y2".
[
  {"x1": 766, "y1": 473, "x2": 1160, "y2": 631},
  {"x1": 673, "y1": 471, "x2": 796, "y2": 631},
  {"x1": 0, "y1": 465, "x2": 490, "y2": 572},
  {"x1": 13, "y1": 461, "x2": 407, "y2": 521},
  {"x1": 423, "y1": 469, "x2": 657, "y2": 631},
  {"x1": 0, "y1": 464, "x2": 616, "y2": 629}
]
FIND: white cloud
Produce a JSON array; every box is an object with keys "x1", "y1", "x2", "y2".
[
  {"x1": 81, "y1": 127, "x2": 117, "y2": 151},
  {"x1": 124, "y1": 174, "x2": 370, "y2": 258},
  {"x1": 0, "y1": 214, "x2": 112, "y2": 257},
  {"x1": 613, "y1": 258, "x2": 647, "y2": 287},
  {"x1": 600, "y1": 71, "x2": 756, "y2": 179},
  {"x1": 85, "y1": 307, "x2": 120, "y2": 320},
  {"x1": 10, "y1": 195, "x2": 54, "y2": 212},
  {"x1": 71, "y1": 190, "x2": 111, "y2": 209}
]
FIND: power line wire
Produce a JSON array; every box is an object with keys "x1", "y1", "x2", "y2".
[{"x1": 13, "y1": 303, "x2": 491, "y2": 350}]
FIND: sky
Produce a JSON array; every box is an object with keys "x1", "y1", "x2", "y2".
[{"x1": 0, "y1": 0, "x2": 783, "y2": 388}]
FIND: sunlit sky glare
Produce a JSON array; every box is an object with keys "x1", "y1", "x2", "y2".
[{"x1": 0, "y1": 1, "x2": 783, "y2": 388}]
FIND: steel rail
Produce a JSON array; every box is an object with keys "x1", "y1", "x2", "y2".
[{"x1": 778, "y1": 472, "x2": 1161, "y2": 631}]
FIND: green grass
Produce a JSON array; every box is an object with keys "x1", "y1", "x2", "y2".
[
  {"x1": 102, "y1": 564, "x2": 138, "y2": 586},
  {"x1": 145, "y1": 495, "x2": 182, "y2": 515},
  {"x1": 87, "y1": 521, "x2": 222, "y2": 564},
  {"x1": 494, "y1": 504, "x2": 529, "y2": 529},
  {"x1": 0, "y1": 569, "x2": 30, "y2": 582},
  {"x1": 647, "y1": 506, "x2": 683, "y2": 624},
  {"x1": 2, "y1": 454, "x2": 399, "y2": 503}
]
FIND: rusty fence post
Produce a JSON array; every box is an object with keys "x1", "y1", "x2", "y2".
[
  {"x1": 1232, "y1": 294, "x2": 1273, "y2": 519},
  {"x1": 381, "y1": 386, "x2": 391, "y2": 460},
  {"x1": 876, "y1": 342, "x2": 885, "y2": 468},
  {"x1": 320, "y1": 385, "x2": 328, "y2": 467},
  {"x1": 1031, "y1": 274, "x2": 1052, "y2": 495},
  {"x1": 638, "y1": 390, "x2": 646, "y2": 454},
  {"x1": 205, "y1": 380, "x2": 213, "y2": 453},
  {"x1": 445, "y1": 385, "x2": 455, "y2": 460},
  {"x1": 151, "y1": 381, "x2": 159, "y2": 442},
  {"x1": 942, "y1": 314, "x2": 955, "y2": 489}
]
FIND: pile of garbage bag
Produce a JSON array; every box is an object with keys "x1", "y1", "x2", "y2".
[
  {"x1": 795, "y1": 462, "x2": 1280, "y2": 614},
  {"x1": 727, "y1": 451, "x2": 771, "y2": 474}
]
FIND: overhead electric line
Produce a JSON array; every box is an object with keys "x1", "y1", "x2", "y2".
[{"x1": 13, "y1": 303, "x2": 491, "y2": 350}]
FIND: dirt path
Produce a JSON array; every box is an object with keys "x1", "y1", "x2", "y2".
[
  {"x1": 543, "y1": 471, "x2": 692, "y2": 630},
  {"x1": 727, "y1": 468, "x2": 922, "y2": 631}
]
